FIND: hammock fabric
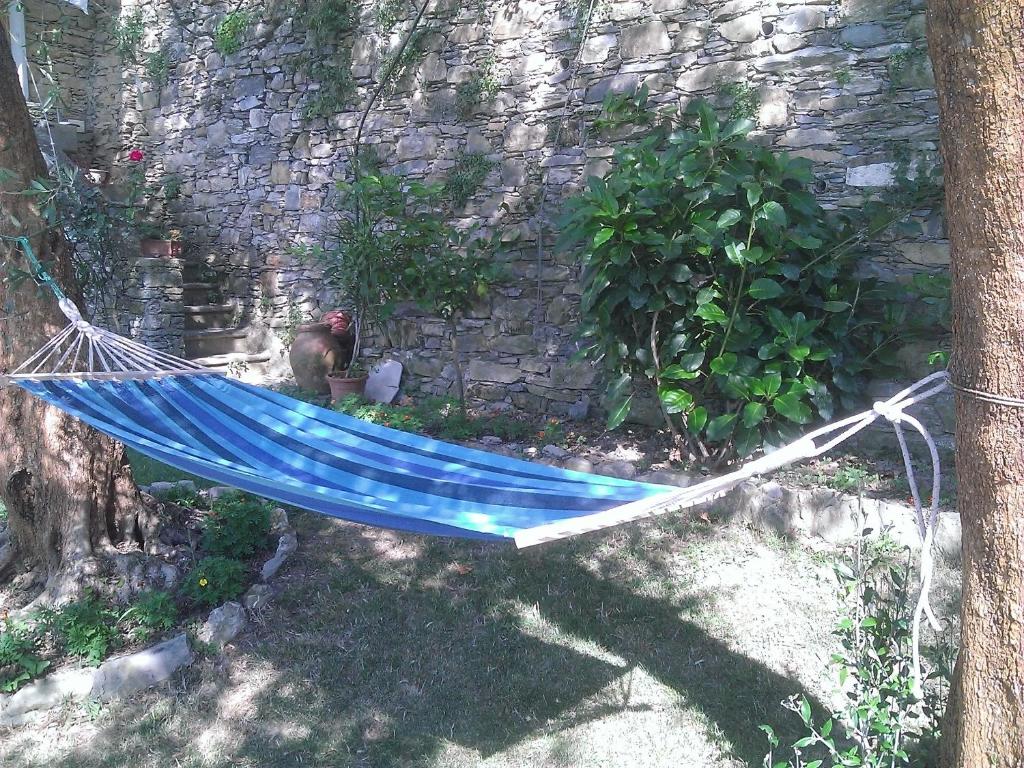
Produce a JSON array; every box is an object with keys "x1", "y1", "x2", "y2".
[
  {"x1": 0, "y1": 246, "x2": 950, "y2": 548},
  {"x1": 18, "y1": 374, "x2": 679, "y2": 544}
]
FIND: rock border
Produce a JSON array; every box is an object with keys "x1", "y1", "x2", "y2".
[{"x1": 0, "y1": 487, "x2": 299, "y2": 727}]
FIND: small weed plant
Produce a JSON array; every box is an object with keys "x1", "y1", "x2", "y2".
[
  {"x1": 444, "y1": 151, "x2": 495, "y2": 209},
  {"x1": 111, "y1": 10, "x2": 145, "y2": 63},
  {"x1": 0, "y1": 618, "x2": 48, "y2": 692},
  {"x1": 39, "y1": 591, "x2": 122, "y2": 666},
  {"x1": 202, "y1": 492, "x2": 274, "y2": 559},
  {"x1": 214, "y1": 10, "x2": 251, "y2": 55},
  {"x1": 119, "y1": 590, "x2": 178, "y2": 643},
  {"x1": 455, "y1": 55, "x2": 499, "y2": 118},
  {"x1": 182, "y1": 556, "x2": 249, "y2": 608},
  {"x1": 762, "y1": 534, "x2": 948, "y2": 767}
]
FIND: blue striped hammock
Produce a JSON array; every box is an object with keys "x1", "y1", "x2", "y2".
[{"x1": 1, "y1": 299, "x2": 951, "y2": 547}]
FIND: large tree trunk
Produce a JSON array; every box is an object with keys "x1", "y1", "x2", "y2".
[
  {"x1": 925, "y1": 2, "x2": 1024, "y2": 765},
  {"x1": 0, "y1": 22, "x2": 147, "y2": 601}
]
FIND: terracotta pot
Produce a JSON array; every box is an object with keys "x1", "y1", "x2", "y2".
[
  {"x1": 141, "y1": 239, "x2": 184, "y2": 258},
  {"x1": 327, "y1": 372, "x2": 368, "y2": 402},
  {"x1": 289, "y1": 323, "x2": 346, "y2": 394}
]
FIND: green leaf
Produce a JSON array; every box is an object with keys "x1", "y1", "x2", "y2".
[
  {"x1": 744, "y1": 182, "x2": 762, "y2": 208},
  {"x1": 687, "y1": 406, "x2": 708, "y2": 433},
  {"x1": 663, "y1": 333, "x2": 689, "y2": 359},
  {"x1": 695, "y1": 302, "x2": 729, "y2": 325},
  {"x1": 759, "y1": 200, "x2": 787, "y2": 226},
  {"x1": 593, "y1": 227, "x2": 615, "y2": 247},
  {"x1": 661, "y1": 364, "x2": 700, "y2": 381},
  {"x1": 679, "y1": 349, "x2": 706, "y2": 371},
  {"x1": 607, "y1": 372, "x2": 632, "y2": 401},
  {"x1": 706, "y1": 413, "x2": 737, "y2": 442},
  {"x1": 761, "y1": 372, "x2": 782, "y2": 398},
  {"x1": 822, "y1": 300, "x2": 850, "y2": 312},
  {"x1": 799, "y1": 696, "x2": 812, "y2": 725},
  {"x1": 717, "y1": 209, "x2": 741, "y2": 229},
  {"x1": 741, "y1": 401, "x2": 767, "y2": 428},
  {"x1": 748, "y1": 278, "x2": 785, "y2": 300},
  {"x1": 724, "y1": 241, "x2": 746, "y2": 265},
  {"x1": 773, "y1": 392, "x2": 813, "y2": 424},
  {"x1": 670, "y1": 262, "x2": 693, "y2": 282},
  {"x1": 659, "y1": 387, "x2": 693, "y2": 414},
  {"x1": 607, "y1": 394, "x2": 633, "y2": 430},
  {"x1": 709, "y1": 353, "x2": 737, "y2": 374}
]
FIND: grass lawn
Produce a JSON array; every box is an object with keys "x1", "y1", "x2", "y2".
[{"x1": 0, "y1": 508, "x2": 851, "y2": 768}]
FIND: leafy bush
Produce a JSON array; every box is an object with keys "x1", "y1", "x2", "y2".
[
  {"x1": 202, "y1": 493, "x2": 273, "y2": 559},
  {"x1": 40, "y1": 591, "x2": 122, "y2": 666},
  {"x1": 334, "y1": 395, "x2": 426, "y2": 433},
  {"x1": 762, "y1": 537, "x2": 948, "y2": 767},
  {"x1": 444, "y1": 151, "x2": 495, "y2": 208},
  {"x1": 182, "y1": 556, "x2": 249, "y2": 608},
  {"x1": 213, "y1": 10, "x2": 250, "y2": 55},
  {"x1": 119, "y1": 590, "x2": 178, "y2": 643},
  {"x1": 0, "y1": 619, "x2": 48, "y2": 692},
  {"x1": 561, "y1": 97, "x2": 938, "y2": 463}
]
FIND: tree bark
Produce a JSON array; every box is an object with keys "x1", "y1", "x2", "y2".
[
  {"x1": 925, "y1": 3, "x2": 1024, "y2": 765},
  {"x1": 0, "y1": 22, "x2": 146, "y2": 600}
]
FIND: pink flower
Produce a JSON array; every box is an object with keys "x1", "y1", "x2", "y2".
[{"x1": 129, "y1": 149, "x2": 145, "y2": 162}]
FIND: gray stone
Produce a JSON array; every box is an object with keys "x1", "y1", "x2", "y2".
[
  {"x1": 90, "y1": 634, "x2": 193, "y2": 701},
  {"x1": 674, "y1": 21, "x2": 710, "y2": 50},
  {"x1": 597, "y1": 460, "x2": 637, "y2": 480},
  {"x1": 777, "y1": 8, "x2": 827, "y2": 34},
  {"x1": 840, "y1": 23, "x2": 892, "y2": 48},
  {"x1": 269, "y1": 507, "x2": 290, "y2": 534},
  {"x1": 619, "y1": 22, "x2": 672, "y2": 59},
  {"x1": 758, "y1": 87, "x2": 789, "y2": 127},
  {"x1": 0, "y1": 668, "x2": 94, "y2": 719},
  {"x1": 639, "y1": 469, "x2": 694, "y2": 487},
  {"x1": 676, "y1": 61, "x2": 746, "y2": 91},
  {"x1": 563, "y1": 457, "x2": 594, "y2": 474},
  {"x1": 753, "y1": 47, "x2": 854, "y2": 73},
  {"x1": 198, "y1": 602, "x2": 248, "y2": 648},
  {"x1": 261, "y1": 532, "x2": 298, "y2": 581},
  {"x1": 234, "y1": 76, "x2": 266, "y2": 98},
  {"x1": 896, "y1": 242, "x2": 950, "y2": 266},
  {"x1": 243, "y1": 584, "x2": 273, "y2": 612},
  {"x1": 268, "y1": 113, "x2": 291, "y2": 138},
  {"x1": 712, "y1": 0, "x2": 759, "y2": 19},
  {"x1": 581, "y1": 33, "x2": 617, "y2": 65},
  {"x1": 397, "y1": 133, "x2": 438, "y2": 161},
  {"x1": 846, "y1": 162, "x2": 897, "y2": 187},
  {"x1": 269, "y1": 161, "x2": 290, "y2": 185},
  {"x1": 468, "y1": 360, "x2": 523, "y2": 384},
  {"x1": 719, "y1": 12, "x2": 762, "y2": 43},
  {"x1": 771, "y1": 34, "x2": 807, "y2": 53},
  {"x1": 365, "y1": 359, "x2": 403, "y2": 404},
  {"x1": 206, "y1": 486, "x2": 238, "y2": 502},
  {"x1": 479, "y1": 435, "x2": 503, "y2": 446},
  {"x1": 542, "y1": 444, "x2": 570, "y2": 459},
  {"x1": 652, "y1": 0, "x2": 690, "y2": 11},
  {"x1": 779, "y1": 128, "x2": 837, "y2": 147}
]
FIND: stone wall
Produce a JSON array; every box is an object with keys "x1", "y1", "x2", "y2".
[{"x1": 43, "y1": 0, "x2": 946, "y2": 417}]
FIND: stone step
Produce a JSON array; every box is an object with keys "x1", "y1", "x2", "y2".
[
  {"x1": 190, "y1": 351, "x2": 272, "y2": 370},
  {"x1": 184, "y1": 303, "x2": 240, "y2": 331},
  {"x1": 182, "y1": 281, "x2": 221, "y2": 304},
  {"x1": 182, "y1": 327, "x2": 251, "y2": 358}
]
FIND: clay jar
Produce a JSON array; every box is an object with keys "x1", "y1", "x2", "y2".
[{"x1": 288, "y1": 323, "x2": 347, "y2": 394}]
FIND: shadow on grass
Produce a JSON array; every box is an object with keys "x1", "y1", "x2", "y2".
[{"x1": 3, "y1": 513, "x2": 829, "y2": 768}]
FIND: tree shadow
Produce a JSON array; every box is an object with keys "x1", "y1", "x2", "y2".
[{"x1": 4, "y1": 515, "x2": 830, "y2": 768}]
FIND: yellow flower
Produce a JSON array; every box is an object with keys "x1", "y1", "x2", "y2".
[{"x1": 199, "y1": 577, "x2": 209, "y2": 587}]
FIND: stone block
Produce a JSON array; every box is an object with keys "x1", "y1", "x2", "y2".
[
  {"x1": 619, "y1": 21, "x2": 672, "y2": 59},
  {"x1": 676, "y1": 60, "x2": 746, "y2": 92},
  {"x1": 90, "y1": 634, "x2": 193, "y2": 701},
  {"x1": 468, "y1": 360, "x2": 523, "y2": 384},
  {"x1": 896, "y1": 242, "x2": 950, "y2": 266},
  {"x1": 504, "y1": 121, "x2": 548, "y2": 151},
  {"x1": 581, "y1": 33, "x2": 617, "y2": 64},
  {"x1": 777, "y1": 7, "x2": 827, "y2": 33},
  {"x1": 586, "y1": 73, "x2": 643, "y2": 103},
  {"x1": 198, "y1": 603, "x2": 248, "y2": 648},
  {"x1": 674, "y1": 21, "x2": 710, "y2": 50},
  {"x1": 778, "y1": 127, "x2": 837, "y2": 147},
  {"x1": 269, "y1": 161, "x2": 291, "y2": 185},
  {"x1": 845, "y1": 162, "x2": 896, "y2": 187},
  {"x1": 840, "y1": 22, "x2": 892, "y2": 47},
  {"x1": 719, "y1": 12, "x2": 762, "y2": 42},
  {"x1": 758, "y1": 86, "x2": 789, "y2": 127},
  {"x1": 397, "y1": 132, "x2": 438, "y2": 161}
]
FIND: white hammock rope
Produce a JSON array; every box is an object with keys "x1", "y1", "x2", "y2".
[{"x1": 0, "y1": 297, "x2": 956, "y2": 695}]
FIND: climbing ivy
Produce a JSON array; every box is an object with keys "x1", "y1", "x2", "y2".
[
  {"x1": 300, "y1": 0, "x2": 360, "y2": 118},
  {"x1": 454, "y1": 55, "x2": 499, "y2": 119},
  {"x1": 444, "y1": 151, "x2": 494, "y2": 209},
  {"x1": 213, "y1": 10, "x2": 251, "y2": 55}
]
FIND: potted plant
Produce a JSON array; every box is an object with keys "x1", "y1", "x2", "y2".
[{"x1": 306, "y1": 174, "x2": 409, "y2": 402}]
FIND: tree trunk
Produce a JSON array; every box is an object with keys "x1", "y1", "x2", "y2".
[
  {"x1": 0, "y1": 22, "x2": 147, "y2": 601},
  {"x1": 925, "y1": 3, "x2": 1024, "y2": 765}
]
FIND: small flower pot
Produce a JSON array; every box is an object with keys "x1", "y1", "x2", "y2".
[
  {"x1": 327, "y1": 372, "x2": 368, "y2": 402},
  {"x1": 140, "y1": 239, "x2": 184, "y2": 258}
]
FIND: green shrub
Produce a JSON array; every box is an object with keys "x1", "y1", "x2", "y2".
[
  {"x1": 213, "y1": 10, "x2": 250, "y2": 55},
  {"x1": 119, "y1": 590, "x2": 178, "y2": 643},
  {"x1": 40, "y1": 591, "x2": 121, "y2": 666},
  {"x1": 182, "y1": 556, "x2": 249, "y2": 608},
  {"x1": 202, "y1": 493, "x2": 273, "y2": 559},
  {"x1": 561, "y1": 97, "x2": 936, "y2": 463},
  {"x1": 444, "y1": 150, "x2": 495, "y2": 208},
  {"x1": 334, "y1": 396, "x2": 426, "y2": 433},
  {"x1": 0, "y1": 619, "x2": 48, "y2": 692}
]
